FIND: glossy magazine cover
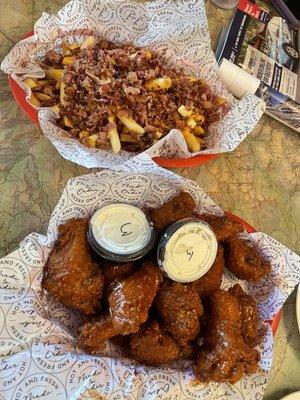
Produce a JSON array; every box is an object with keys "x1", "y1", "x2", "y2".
[{"x1": 216, "y1": 0, "x2": 300, "y2": 132}]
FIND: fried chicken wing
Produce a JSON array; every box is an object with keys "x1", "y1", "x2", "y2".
[
  {"x1": 129, "y1": 320, "x2": 181, "y2": 366},
  {"x1": 194, "y1": 290, "x2": 259, "y2": 383},
  {"x1": 148, "y1": 191, "x2": 196, "y2": 231},
  {"x1": 224, "y1": 235, "x2": 271, "y2": 282},
  {"x1": 42, "y1": 218, "x2": 104, "y2": 315},
  {"x1": 108, "y1": 262, "x2": 162, "y2": 334},
  {"x1": 198, "y1": 214, "x2": 244, "y2": 242},
  {"x1": 192, "y1": 246, "x2": 224, "y2": 298},
  {"x1": 102, "y1": 261, "x2": 135, "y2": 296},
  {"x1": 229, "y1": 284, "x2": 260, "y2": 347},
  {"x1": 155, "y1": 281, "x2": 203, "y2": 346},
  {"x1": 77, "y1": 315, "x2": 118, "y2": 354}
]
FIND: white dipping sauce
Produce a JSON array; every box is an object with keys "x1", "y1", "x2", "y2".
[
  {"x1": 158, "y1": 220, "x2": 218, "y2": 283},
  {"x1": 90, "y1": 203, "x2": 153, "y2": 257}
]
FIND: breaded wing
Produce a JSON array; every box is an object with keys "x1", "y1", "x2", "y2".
[
  {"x1": 224, "y1": 235, "x2": 271, "y2": 282},
  {"x1": 148, "y1": 191, "x2": 196, "y2": 231},
  {"x1": 109, "y1": 262, "x2": 162, "y2": 334},
  {"x1": 155, "y1": 281, "x2": 203, "y2": 346},
  {"x1": 77, "y1": 315, "x2": 117, "y2": 354},
  {"x1": 129, "y1": 320, "x2": 181, "y2": 366},
  {"x1": 194, "y1": 290, "x2": 259, "y2": 383},
  {"x1": 102, "y1": 261, "x2": 135, "y2": 296},
  {"x1": 42, "y1": 218, "x2": 104, "y2": 315},
  {"x1": 229, "y1": 284, "x2": 260, "y2": 347},
  {"x1": 198, "y1": 214, "x2": 244, "y2": 242},
  {"x1": 192, "y1": 246, "x2": 224, "y2": 298}
]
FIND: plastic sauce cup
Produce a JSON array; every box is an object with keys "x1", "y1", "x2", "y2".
[
  {"x1": 157, "y1": 218, "x2": 218, "y2": 283},
  {"x1": 88, "y1": 203, "x2": 155, "y2": 262}
]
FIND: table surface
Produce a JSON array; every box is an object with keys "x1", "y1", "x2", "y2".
[{"x1": 0, "y1": 1, "x2": 299, "y2": 399}]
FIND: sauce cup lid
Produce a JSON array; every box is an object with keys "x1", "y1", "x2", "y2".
[
  {"x1": 88, "y1": 203, "x2": 155, "y2": 262},
  {"x1": 157, "y1": 218, "x2": 218, "y2": 283}
]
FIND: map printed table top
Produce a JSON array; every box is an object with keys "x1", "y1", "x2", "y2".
[{"x1": 0, "y1": 1, "x2": 299, "y2": 399}]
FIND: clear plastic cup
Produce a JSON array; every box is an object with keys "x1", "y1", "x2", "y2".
[
  {"x1": 157, "y1": 218, "x2": 218, "y2": 283},
  {"x1": 88, "y1": 203, "x2": 155, "y2": 262}
]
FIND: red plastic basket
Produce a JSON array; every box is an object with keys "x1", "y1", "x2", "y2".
[
  {"x1": 8, "y1": 31, "x2": 219, "y2": 168},
  {"x1": 225, "y1": 211, "x2": 281, "y2": 334}
]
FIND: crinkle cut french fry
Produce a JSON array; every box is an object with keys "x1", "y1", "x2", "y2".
[
  {"x1": 107, "y1": 115, "x2": 121, "y2": 153},
  {"x1": 24, "y1": 77, "x2": 37, "y2": 89},
  {"x1": 117, "y1": 112, "x2": 145, "y2": 134},
  {"x1": 182, "y1": 130, "x2": 201, "y2": 152}
]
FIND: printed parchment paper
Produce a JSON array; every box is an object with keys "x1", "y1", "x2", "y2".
[
  {"x1": 1, "y1": 0, "x2": 266, "y2": 168},
  {"x1": 0, "y1": 154, "x2": 299, "y2": 400}
]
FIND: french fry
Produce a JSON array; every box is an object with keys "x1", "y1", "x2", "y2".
[
  {"x1": 60, "y1": 81, "x2": 67, "y2": 106},
  {"x1": 62, "y1": 42, "x2": 70, "y2": 53},
  {"x1": 145, "y1": 77, "x2": 172, "y2": 91},
  {"x1": 182, "y1": 129, "x2": 201, "y2": 152},
  {"x1": 188, "y1": 76, "x2": 198, "y2": 83},
  {"x1": 23, "y1": 78, "x2": 37, "y2": 89},
  {"x1": 69, "y1": 43, "x2": 79, "y2": 51},
  {"x1": 107, "y1": 115, "x2": 121, "y2": 153},
  {"x1": 217, "y1": 96, "x2": 226, "y2": 104},
  {"x1": 79, "y1": 130, "x2": 90, "y2": 139},
  {"x1": 129, "y1": 52, "x2": 137, "y2": 59},
  {"x1": 193, "y1": 114, "x2": 205, "y2": 124},
  {"x1": 49, "y1": 104, "x2": 60, "y2": 113},
  {"x1": 45, "y1": 68, "x2": 64, "y2": 81},
  {"x1": 63, "y1": 116, "x2": 74, "y2": 128},
  {"x1": 62, "y1": 56, "x2": 75, "y2": 65},
  {"x1": 186, "y1": 116, "x2": 197, "y2": 129},
  {"x1": 120, "y1": 133, "x2": 136, "y2": 142},
  {"x1": 81, "y1": 36, "x2": 95, "y2": 50},
  {"x1": 85, "y1": 134, "x2": 98, "y2": 147},
  {"x1": 193, "y1": 125, "x2": 205, "y2": 135},
  {"x1": 178, "y1": 105, "x2": 193, "y2": 117},
  {"x1": 195, "y1": 136, "x2": 204, "y2": 145},
  {"x1": 35, "y1": 92, "x2": 52, "y2": 101},
  {"x1": 117, "y1": 111, "x2": 145, "y2": 134},
  {"x1": 36, "y1": 79, "x2": 49, "y2": 87},
  {"x1": 143, "y1": 49, "x2": 152, "y2": 60},
  {"x1": 154, "y1": 131, "x2": 163, "y2": 139},
  {"x1": 28, "y1": 94, "x2": 41, "y2": 107}
]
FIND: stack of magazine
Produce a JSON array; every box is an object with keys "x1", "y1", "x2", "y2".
[{"x1": 216, "y1": 0, "x2": 300, "y2": 132}]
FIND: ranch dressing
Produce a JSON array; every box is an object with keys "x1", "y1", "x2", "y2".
[
  {"x1": 157, "y1": 219, "x2": 218, "y2": 282},
  {"x1": 88, "y1": 203, "x2": 155, "y2": 262}
]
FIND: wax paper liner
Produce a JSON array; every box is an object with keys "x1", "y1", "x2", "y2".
[
  {"x1": 0, "y1": 0, "x2": 266, "y2": 168},
  {"x1": 0, "y1": 154, "x2": 299, "y2": 400}
]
